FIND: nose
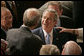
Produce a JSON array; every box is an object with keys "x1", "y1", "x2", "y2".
[
  {"x1": 10, "y1": 18, "x2": 12, "y2": 21},
  {"x1": 45, "y1": 18, "x2": 48, "y2": 23},
  {"x1": 9, "y1": 18, "x2": 13, "y2": 24}
]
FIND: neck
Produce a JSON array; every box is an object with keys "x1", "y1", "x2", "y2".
[
  {"x1": 29, "y1": 26, "x2": 36, "y2": 30},
  {"x1": 43, "y1": 27, "x2": 52, "y2": 33}
]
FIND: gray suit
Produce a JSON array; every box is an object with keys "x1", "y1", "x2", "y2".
[{"x1": 6, "y1": 26, "x2": 44, "y2": 55}]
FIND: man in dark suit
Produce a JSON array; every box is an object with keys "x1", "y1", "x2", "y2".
[
  {"x1": 37, "y1": 1, "x2": 75, "y2": 28},
  {"x1": 6, "y1": 8, "x2": 43, "y2": 55},
  {"x1": 32, "y1": 9, "x2": 76, "y2": 53}
]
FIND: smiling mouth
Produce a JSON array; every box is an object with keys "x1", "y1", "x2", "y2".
[{"x1": 44, "y1": 23, "x2": 47, "y2": 25}]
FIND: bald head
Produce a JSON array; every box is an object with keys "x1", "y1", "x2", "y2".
[
  {"x1": 23, "y1": 8, "x2": 41, "y2": 29},
  {"x1": 40, "y1": 45, "x2": 60, "y2": 55},
  {"x1": 1, "y1": 7, "x2": 11, "y2": 17},
  {"x1": 62, "y1": 41, "x2": 82, "y2": 55}
]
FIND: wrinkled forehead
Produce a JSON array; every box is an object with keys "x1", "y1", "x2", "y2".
[
  {"x1": 43, "y1": 10, "x2": 55, "y2": 16},
  {"x1": 48, "y1": 3, "x2": 60, "y2": 7},
  {"x1": 48, "y1": 4, "x2": 60, "y2": 10}
]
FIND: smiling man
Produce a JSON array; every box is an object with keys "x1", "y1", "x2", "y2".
[{"x1": 32, "y1": 9, "x2": 76, "y2": 53}]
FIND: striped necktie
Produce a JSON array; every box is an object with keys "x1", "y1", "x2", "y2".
[{"x1": 46, "y1": 34, "x2": 50, "y2": 44}]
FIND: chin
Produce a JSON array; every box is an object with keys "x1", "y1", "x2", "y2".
[
  {"x1": 43, "y1": 25, "x2": 48, "y2": 27},
  {"x1": 9, "y1": 25, "x2": 12, "y2": 28}
]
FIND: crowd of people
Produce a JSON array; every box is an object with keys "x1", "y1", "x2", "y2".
[{"x1": 1, "y1": 1, "x2": 83, "y2": 55}]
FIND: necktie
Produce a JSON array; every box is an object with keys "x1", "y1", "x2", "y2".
[{"x1": 46, "y1": 34, "x2": 50, "y2": 44}]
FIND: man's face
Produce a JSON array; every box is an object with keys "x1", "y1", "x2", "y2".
[
  {"x1": 48, "y1": 5, "x2": 62, "y2": 16},
  {"x1": 1, "y1": 11, "x2": 13, "y2": 29},
  {"x1": 42, "y1": 11, "x2": 56, "y2": 30}
]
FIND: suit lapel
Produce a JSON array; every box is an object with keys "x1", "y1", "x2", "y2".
[
  {"x1": 40, "y1": 27, "x2": 46, "y2": 44},
  {"x1": 53, "y1": 28, "x2": 60, "y2": 44}
]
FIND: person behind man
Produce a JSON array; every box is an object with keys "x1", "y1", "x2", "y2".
[
  {"x1": 4, "y1": 1, "x2": 18, "y2": 28},
  {"x1": 40, "y1": 44, "x2": 60, "y2": 55},
  {"x1": 1, "y1": 7, "x2": 13, "y2": 40},
  {"x1": 62, "y1": 41, "x2": 82, "y2": 55},
  {"x1": 1, "y1": 1, "x2": 6, "y2": 7},
  {"x1": 1, "y1": 7, "x2": 13, "y2": 32},
  {"x1": 59, "y1": 1, "x2": 73, "y2": 18},
  {"x1": 32, "y1": 9, "x2": 76, "y2": 53},
  {"x1": 37, "y1": 1, "x2": 74, "y2": 28},
  {"x1": 6, "y1": 8, "x2": 43, "y2": 55}
]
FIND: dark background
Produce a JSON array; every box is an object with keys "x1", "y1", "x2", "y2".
[
  {"x1": 13, "y1": 1, "x2": 83, "y2": 28},
  {"x1": 73, "y1": 1, "x2": 83, "y2": 28},
  {"x1": 14, "y1": 1, "x2": 48, "y2": 28}
]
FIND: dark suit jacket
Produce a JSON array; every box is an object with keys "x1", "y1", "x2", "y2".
[
  {"x1": 60, "y1": 15, "x2": 75, "y2": 28},
  {"x1": 6, "y1": 26, "x2": 43, "y2": 55},
  {"x1": 32, "y1": 27, "x2": 76, "y2": 52}
]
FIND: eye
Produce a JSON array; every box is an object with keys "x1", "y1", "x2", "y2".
[
  {"x1": 43, "y1": 16, "x2": 46, "y2": 19},
  {"x1": 6, "y1": 16, "x2": 12, "y2": 20}
]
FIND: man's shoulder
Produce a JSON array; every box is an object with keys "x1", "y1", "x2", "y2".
[
  {"x1": 33, "y1": 34, "x2": 42, "y2": 41},
  {"x1": 53, "y1": 27, "x2": 76, "y2": 36},
  {"x1": 32, "y1": 27, "x2": 42, "y2": 33},
  {"x1": 32, "y1": 34, "x2": 44, "y2": 44},
  {"x1": 59, "y1": 15, "x2": 74, "y2": 28},
  {"x1": 7, "y1": 28, "x2": 19, "y2": 33},
  {"x1": 53, "y1": 27, "x2": 61, "y2": 33},
  {"x1": 60, "y1": 15, "x2": 72, "y2": 20}
]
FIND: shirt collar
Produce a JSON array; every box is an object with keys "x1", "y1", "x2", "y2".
[
  {"x1": 42, "y1": 28, "x2": 53, "y2": 37},
  {"x1": 21, "y1": 24, "x2": 28, "y2": 27},
  {"x1": 56, "y1": 18, "x2": 61, "y2": 27}
]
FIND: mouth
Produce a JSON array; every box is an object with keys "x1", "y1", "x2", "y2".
[
  {"x1": 43, "y1": 24, "x2": 49, "y2": 27},
  {"x1": 44, "y1": 23, "x2": 47, "y2": 25}
]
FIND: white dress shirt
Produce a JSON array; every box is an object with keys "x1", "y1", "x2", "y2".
[
  {"x1": 56, "y1": 18, "x2": 61, "y2": 27},
  {"x1": 42, "y1": 29, "x2": 53, "y2": 44}
]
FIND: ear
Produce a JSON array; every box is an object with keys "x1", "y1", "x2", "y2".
[
  {"x1": 60, "y1": 9, "x2": 63, "y2": 16},
  {"x1": 61, "y1": 48, "x2": 65, "y2": 55},
  {"x1": 1, "y1": 19, "x2": 5, "y2": 23},
  {"x1": 54, "y1": 20, "x2": 57, "y2": 26}
]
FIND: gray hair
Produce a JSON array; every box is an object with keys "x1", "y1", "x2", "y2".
[
  {"x1": 43, "y1": 8, "x2": 59, "y2": 21},
  {"x1": 23, "y1": 8, "x2": 41, "y2": 27},
  {"x1": 63, "y1": 41, "x2": 82, "y2": 55},
  {"x1": 47, "y1": 1, "x2": 62, "y2": 10},
  {"x1": 40, "y1": 44, "x2": 60, "y2": 55}
]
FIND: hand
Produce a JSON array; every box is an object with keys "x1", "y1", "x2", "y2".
[{"x1": 56, "y1": 27, "x2": 74, "y2": 33}]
